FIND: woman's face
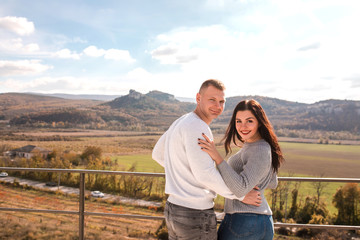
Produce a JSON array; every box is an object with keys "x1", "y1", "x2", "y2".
[{"x1": 235, "y1": 110, "x2": 261, "y2": 143}]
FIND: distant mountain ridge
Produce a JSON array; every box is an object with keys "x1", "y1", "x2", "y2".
[
  {"x1": 0, "y1": 91, "x2": 359, "y2": 134},
  {"x1": 0, "y1": 92, "x2": 100, "y2": 119},
  {"x1": 24, "y1": 92, "x2": 195, "y2": 102},
  {"x1": 30, "y1": 93, "x2": 122, "y2": 101},
  {"x1": 217, "y1": 95, "x2": 360, "y2": 133}
]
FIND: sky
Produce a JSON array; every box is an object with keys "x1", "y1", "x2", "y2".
[{"x1": 1, "y1": 0, "x2": 360, "y2": 104}]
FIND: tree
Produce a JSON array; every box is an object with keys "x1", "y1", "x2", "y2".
[
  {"x1": 288, "y1": 188, "x2": 299, "y2": 219},
  {"x1": 295, "y1": 196, "x2": 328, "y2": 224},
  {"x1": 80, "y1": 146, "x2": 102, "y2": 164},
  {"x1": 312, "y1": 174, "x2": 328, "y2": 205},
  {"x1": 333, "y1": 183, "x2": 360, "y2": 225}
]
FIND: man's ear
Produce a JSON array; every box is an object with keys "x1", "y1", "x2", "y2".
[{"x1": 196, "y1": 93, "x2": 201, "y2": 104}]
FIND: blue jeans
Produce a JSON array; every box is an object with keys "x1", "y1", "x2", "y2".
[
  {"x1": 164, "y1": 201, "x2": 217, "y2": 240},
  {"x1": 218, "y1": 213, "x2": 274, "y2": 240}
]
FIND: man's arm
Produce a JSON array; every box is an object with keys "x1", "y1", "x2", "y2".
[{"x1": 151, "y1": 132, "x2": 166, "y2": 167}]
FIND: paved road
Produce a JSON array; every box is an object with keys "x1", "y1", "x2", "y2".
[{"x1": 0, "y1": 176, "x2": 162, "y2": 208}]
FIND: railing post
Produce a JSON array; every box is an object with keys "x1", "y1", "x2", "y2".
[
  {"x1": 79, "y1": 173, "x2": 85, "y2": 240},
  {"x1": 57, "y1": 173, "x2": 61, "y2": 191}
]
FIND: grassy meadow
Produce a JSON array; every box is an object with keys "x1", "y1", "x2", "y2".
[{"x1": 278, "y1": 142, "x2": 360, "y2": 178}]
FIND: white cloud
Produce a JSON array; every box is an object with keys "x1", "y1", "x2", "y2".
[
  {"x1": 151, "y1": 44, "x2": 200, "y2": 64},
  {"x1": 151, "y1": 25, "x2": 234, "y2": 65},
  {"x1": 0, "y1": 38, "x2": 39, "y2": 53},
  {"x1": 297, "y1": 42, "x2": 321, "y2": 51},
  {"x1": 1, "y1": 76, "x2": 94, "y2": 93},
  {"x1": 126, "y1": 68, "x2": 153, "y2": 80},
  {"x1": 0, "y1": 60, "x2": 52, "y2": 76},
  {"x1": 343, "y1": 74, "x2": 360, "y2": 88},
  {"x1": 83, "y1": 45, "x2": 106, "y2": 57},
  {"x1": 104, "y1": 49, "x2": 135, "y2": 62},
  {"x1": 0, "y1": 16, "x2": 35, "y2": 36},
  {"x1": 83, "y1": 45, "x2": 135, "y2": 62},
  {"x1": 24, "y1": 43, "x2": 40, "y2": 52},
  {"x1": 204, "y1": 0, "x2": 249, "y2": 10},
  {"x1": 1, "y1": 75, "x2": 141, "y2": 95},
  {"x1": 151, "y1": 44, "x2": 178, "y2": 56},
  {"x1": 54, "y1": 48, "x2": 81, "y2": 60}
]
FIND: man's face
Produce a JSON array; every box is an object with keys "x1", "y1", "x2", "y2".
[{"x1": 196, "y1": 85, "x2": 225, "y2": 123}]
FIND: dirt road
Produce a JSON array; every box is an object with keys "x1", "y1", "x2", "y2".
[{"x1": 0, "y1": 176, "x2": 162, "y2": 207}]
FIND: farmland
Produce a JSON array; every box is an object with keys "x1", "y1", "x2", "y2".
[
  {"x1": 278, "y1": 142, "x2": 360, "y2": 178},
  {"x1": 1, "y1": 129, "x2": 359, "y2": 239},
  {"x1": 2, "y1": 129, "x2": 360, "y2": 177}
]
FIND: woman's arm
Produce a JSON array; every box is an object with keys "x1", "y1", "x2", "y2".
[
  {"x1": 198, "y1": 133, "x2": 271, "y2": 198},
  {"x1": 267, "y1": 171, "x2": 278, "y2": 189},
  {"x1": 197, "y1": 133, "x2": 224, "y2": 164}
]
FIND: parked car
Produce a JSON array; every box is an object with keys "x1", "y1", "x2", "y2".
[
  {"x1": 91, "y1": 191, "x2": 104, "y2": 198},
  {"x1": 0, "y1": 172, "x2": 8, "y2": 177},
  {"x1": 45, "y1": 181, "x2": 57, "y2": 187}
]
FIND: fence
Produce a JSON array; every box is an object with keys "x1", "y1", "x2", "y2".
[{"x1": 0, "y1": 167, "x2": 360, "y2": 239}]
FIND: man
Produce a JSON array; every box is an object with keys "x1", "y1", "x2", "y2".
[{"x1": 152, "y1": 79, "x2": 261, "y2": 239}]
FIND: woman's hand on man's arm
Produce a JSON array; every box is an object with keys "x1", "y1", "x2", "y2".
[{"x1": 198, "y1": 133, "x2": 224, "y2": 165}]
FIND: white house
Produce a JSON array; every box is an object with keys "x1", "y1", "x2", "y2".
[{"x1": 7, "y1": 145, "x2": 51, "y2": 159}]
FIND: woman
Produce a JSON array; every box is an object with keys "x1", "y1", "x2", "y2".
[{"x1": 198, "y1": 99, "x2": 284, "y2": 240}]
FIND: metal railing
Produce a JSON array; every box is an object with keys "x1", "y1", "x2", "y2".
[{"x1": 0, "y1": 167, "x2": 360, "y2": 239}]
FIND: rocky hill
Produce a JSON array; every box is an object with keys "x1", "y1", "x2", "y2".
[
  {"x1": 1, "y1": 91, "x2": 359, "y2": 134},
  {"x1": 102, "y1": 90, "x2": 195, "y2": 128}
]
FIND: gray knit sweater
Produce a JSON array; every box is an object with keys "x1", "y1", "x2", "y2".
[{"x1": 217, "y1": 139, "x2": 278, "y2": 215}]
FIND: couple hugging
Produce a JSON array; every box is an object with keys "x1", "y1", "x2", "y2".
[{"x1": 152, "y1": 79, "x2": 284, "y2": 240}]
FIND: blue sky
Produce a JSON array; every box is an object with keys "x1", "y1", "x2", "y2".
[{"x1": 1, "y1": 0, "x2": 360, "y2": 103}]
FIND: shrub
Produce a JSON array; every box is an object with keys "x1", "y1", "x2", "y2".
[{"x1": 295, "y1": 196, "x2": 328, "y2": 224}]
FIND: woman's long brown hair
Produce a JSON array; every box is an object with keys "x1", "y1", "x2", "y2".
[{"x1": 223, "y1": 99, "x2": 284, "y2": 172}]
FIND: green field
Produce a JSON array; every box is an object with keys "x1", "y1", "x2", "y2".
[
  {"x1": 278, "y1": 142, "x2": 360, "y2": 178},
  {"x1": 112, "y1": 154, "x2": 164, "y2": 173},
  {"x1": 111, "y1": 141, "x2": 360, "y2": 178},
  {"x1": 110, "y1": 141, "x2": 360, "y2": 216}
]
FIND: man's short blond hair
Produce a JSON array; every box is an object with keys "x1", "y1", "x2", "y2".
[{"x1": 199, "y1": 79, "x2": 225, "y2": 93}]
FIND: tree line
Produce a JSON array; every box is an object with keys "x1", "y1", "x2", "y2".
[{"x1": 0, "y1": 145, "x2": 165, "y2": 201}]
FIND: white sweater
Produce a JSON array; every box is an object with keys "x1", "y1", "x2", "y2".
[{"x1": 152, "y1": 112, "x2": 243, "y2": 210}]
